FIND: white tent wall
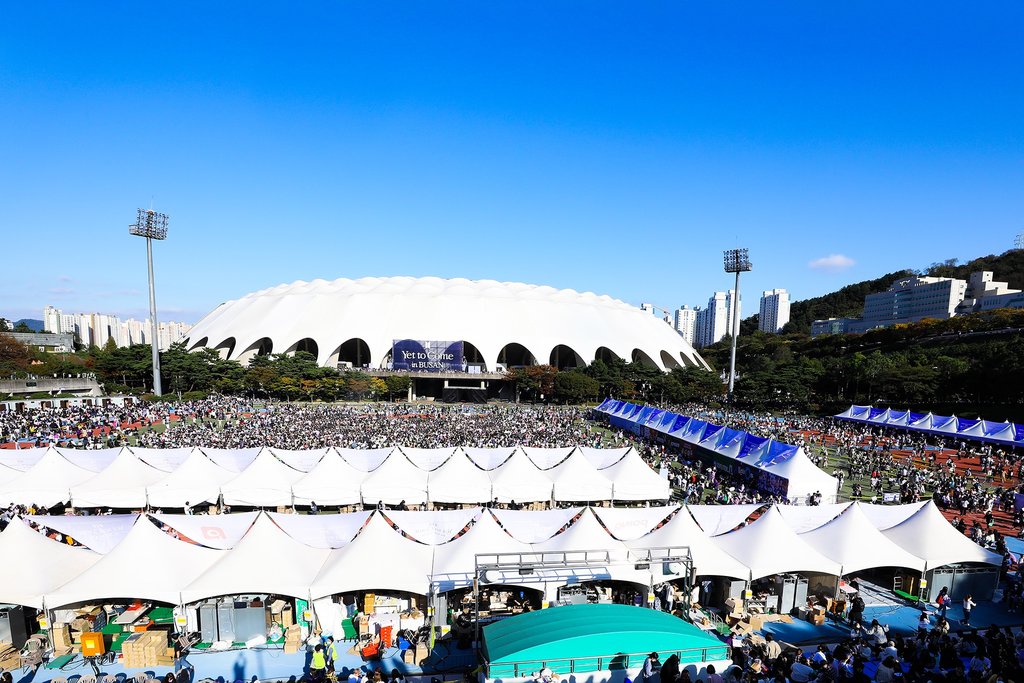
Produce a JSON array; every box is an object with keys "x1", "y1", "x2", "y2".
[
  {"x1": 0, "y1": 447, "x2": 97, "y2": 507},
  {"x1": 799, "y1": 503, "x2": 926, "y2": 574},
  {"x1": 488, "y1": 450, "x2": 554, "y2": 504},
  {"x1": 883, "y1": 501, "x2": 1002, "y2": 569},
  {"x1": 491, "y1": 508, "x2": 583, "y2": 543},
  {"x1": 400, "y1": 446, "x2": 457, "y2": 471},
  {"x1": 600, "y1": 450, "x2": 670, "y2": 501},
  {"x1": 463, "y1": 447, "x2": 517, "y2": 471},
  {"x1": 291, "y1": 451, "x2": 367, "y2": 506},
  {"x1": 0, "y1": 446, "x2": 49, "y2": 471},
  {"x1": 130, "y1": 447, "x2": 194, "y2": 473},
  {"x1": 56, "y1": 447, "x2": 122, "y2": 473},
  {"x1": 427, "y1": 450, "x2": 493, "y2": 504},
  {"x1": 0, "y1": 518, "x2": 101, "y2": 608},
  {"x1": 712, "y1": 506, "x2": 841, "y2": 579},
  {"x1": 70, "y1": 448, "x2": 168, "y2": 508},
  {"x1": 27, "y1": 514, "x2": 138, "y2": 554},
  {"x1": 545, "y1": 450, "x2": 614, "y2": 502},
  {"x1": 360, "y1": 451, "x2": 429, "y2": 505},
  {"x1": 686, "y1": 504, "x2": 762, "y2": 536},
  {"x1": 383, "y1": 508, "x2": 482, "y2": 544},
  {"x1": 146, "y1": 448, "x2": 238, "y2": 508},
  {"x1": 521, "y1": 446, "x2": 575, "y2": 470},
  {"x1": 269, "y1": 511, "x2": 371, "y2": 548},
  {"x1": 337, "y1": 447, "x2": 394, "y2": 472},
  {"x1": 220, "y1": 449, "x2": 308, "y2": 507},
  {"x1": 152, "y1": 512, "x2": 260, "y2": 550},
  {"x1": 592, "y1": 506, "x2": 679, "y2": 541}
]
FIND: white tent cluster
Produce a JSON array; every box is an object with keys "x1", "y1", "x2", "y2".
[
  {"x1": 836, "y1": 405, "x2": 1024, "y2": 446},
  {"x1": 2, "y1": 500, "x2": 999, "y2": 610},
  {"x1": 0, "y1": 445, "x2": 670, "y2": 508},
  {"x1": 595, "y1": 400, "x2": 839, "y2": 501}
]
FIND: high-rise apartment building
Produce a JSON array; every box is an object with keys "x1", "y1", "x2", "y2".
[
  {"x1": 673, "y1": 305, "x2": 697, "y2": 348},
  {"x1": 758, "y1": 288, "x2": 791, "y2": 333},
  {"x1": 695, "y1": 290, "x2": 739, "y2": 348},
  {"x1": 41, "y1": 306, "x2": 190, "y2": 350}
]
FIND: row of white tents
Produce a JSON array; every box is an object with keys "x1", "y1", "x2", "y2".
[
  {"x1": 1, "y1": 499, "x2": 1000, "y2": 610},
  {"x1": 0, "y1": 445, "x2": 670, "y2": 509},
  {"x1": 836, "y1": 405, "x2": 1024, "y2": 446}
]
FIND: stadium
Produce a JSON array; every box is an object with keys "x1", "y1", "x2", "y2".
[{"x1": 184, "y1": 276, "x2": 710, "y2": 399}]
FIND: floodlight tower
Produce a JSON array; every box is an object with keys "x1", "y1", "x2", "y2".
[
  {"x1": 129, "y1": 209, "x2": 169, "y2": 396},
  {"x1": 723, "y1": 247, "x2": 752, "y2": 402}
]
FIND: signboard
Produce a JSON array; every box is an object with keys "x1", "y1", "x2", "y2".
[{"x1": 392, "y1": 340, "x2": 464, "y2": 372}]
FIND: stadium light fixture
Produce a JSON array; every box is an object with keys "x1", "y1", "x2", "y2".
[
  {"x1": 129, "y1": 208, "x2": 169, "y2": 396},
  {"x1": 723, "y1": 247, "x2": 752, "y2": 402}
]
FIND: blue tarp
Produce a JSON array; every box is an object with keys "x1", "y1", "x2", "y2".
[{"x1": 835, "y1": 404, "x2": 1024, "y2": 446}]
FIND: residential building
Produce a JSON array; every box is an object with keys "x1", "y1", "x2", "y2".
[
  {"x1": 8, "y1": 331, "x2": 75, "y2": 353},
  {"x1": 41, "y1": 306, "x2": 191, "y2": 350},
  {"x1": 640, "y1": 303, "x2": 657, "y2": 315},
  {"x1": 673, "y1": 305, "x2": 697, "y2": 347},
  {"x1": 43, "y1": 305, "x2": 62, "y2": 334},
  {"x1": 758, "y1": 288, "x2": 791, "y2": 333},
  {"x1": 957, "y1": 271, "x2": 1024, "y2": 313},
  {"x1": 695, "y1": 290, "x2": 739, "y2": 348}
]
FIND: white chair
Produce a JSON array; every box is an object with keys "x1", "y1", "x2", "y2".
[{"x1": 80, "y1": 674, "x2": 97, "y2": 683}]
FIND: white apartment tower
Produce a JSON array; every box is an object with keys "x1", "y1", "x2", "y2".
[
  {"x1": 759, "y1": 288, "x2": 791, "y2": 333},
  {"x1": 695, "y1": 290, "x2": 739, "y2": 348},
  {"x1": 673, "y1": 305, "x2": 697, "y2": 347}
]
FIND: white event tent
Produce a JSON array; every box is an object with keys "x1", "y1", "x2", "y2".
[
  {"x1": 268, "y1": 447, "x2": 328, "y2": 473},
  {"x1": 601, "y1": 449, "x2": 670, "y2": 501},
  {"x1": 0, "y1": 447, "x2": 97, "y2": 507},
  {"x1": 0, "y1": 518, "x2": 101, "y2": 608},
  {"x1": 220, "y1": 449, "x2": 307, "y2": 507},
  {"x1": 400, "y1": 446, "x2": 457, "y2": 471},
  {"x1": 800, "y1": 503, "x2": 926, "y2": 574},
  {"x1": 713, "y1": 506, "x2": 841, "y2": 579},
  {"x1": 27, "y1": 514, "x2": 138, "y2": 554},
  {"x1": 71, "y1": 448, "x2": 168, "y2": 509},
  {"x1": 290, "y1": 452, "x2": 367, "y2": 506},
  {"x1": 578, "y1": 446, "x2": 631, "y2": 470},
  {"x1": 152, "y1": 512, "x2": 259, "y2": 550},
  {"x1": 131, "y1": 447, "x2": 194, "y2": 473},
  {"x1": 592, "y1": 506, "x2": 678, "y2": 541},
  {"x1": 431, "y1": 512, "x2": 535, "y2": 590},
  {"x1": 545, "y1": 449, "x2": 614, "y2": 502},
  {"x1": 269, "y1": 511, "x2": 370, "y2": 549},
  {"x1": 858, "y1": 501, "x2": 929, "y2": 530},
  {"x1": 147, "y1": 448, "x2": 239, "y2": 508},
  {"x1": 56, "y1": 447, "x2": 121, "y2": 473},
  {"x1": 883, "y1": 501, "x2": 1002, "y2": 569},
  {"x1": 626, "y1": 507, "x2": 750, "y2": 579},
  {"x1": 488, "y1": 450, "x2": 553, "y2": 504},
  {"x1": 687, "y1": 504, "x2": 762, "y2": 536},
  {"x1": 361, "y1": 451, "x2": 429, "y2": 505},
  {"x1": 427, "y1": 450, "x2": 493, "y2": 504},
  {"x1": 337, "y1": 447, "x2": 393, "y2": 472},
  {"x1": 383, "y1": 508, "x2": 481, "y2": 544},
  {"x1": 522, "y1": 446, "x2": 575, "y2": 470},
  {"x1": 462, "y1": 447, "x2": 516, "y2": 471},
  {"x1": 774, "y1": 503, "x2": 852, "y2": 533},
  {"x1": 491, "y1": 507, "x2": 583, "y2": 543}
]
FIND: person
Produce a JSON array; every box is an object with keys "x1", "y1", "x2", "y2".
[
  {"x1": 764, "y1": 633, "x2": 782, "y2": 662},
  {"x1": 917, "y1": 610, "x2": 930, "y2": 636},
  {"x1": 874, "y1": 656, "x2": 898, "y2": 683},
  {"x1": 848, "y1": 593, "x2": 866, "y2": 627},
  {"x1": 310, "y1": 501, "x2": 319, "y2": 515},
  {"x1": 705, "y1": 664, "x2": 723, "y2": 683},
  {"x1": 789, "y1": 654, "x2": 815, "y2": 683},
  {"x1": 936, "y1": 587, "x2": 950, "y2": 617},
  {"x1": 326, "y1": 636, "x2": 339, "y2": 675},
  {"x1": 866, "y1": 619, "x2": 889, "y2": 647},
  {"x1": 661, "y1": 654, "x2": 680, "y2": 683},
  {"x1": 962, "y1": 594, "x2": 976, "y2": 625},
  {"x1": 642, "y1": 652, "x2": 660, "y2": 683},
  {"x1": 311, "y1": 643, "x2": 328, "y2": 683}
]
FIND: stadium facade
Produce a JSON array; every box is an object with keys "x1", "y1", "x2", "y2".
[{"x1": 185, "y1": 277, "x2": 710, "y2": 397}]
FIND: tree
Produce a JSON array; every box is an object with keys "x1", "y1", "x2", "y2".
[
  {"x1": 384, "y1": 374, "x2": 411, "y2": 401},
  {"x1": 0, "y1": 333, "x2": 31, "y2": 375},
  {"x1": 554, "y1": 371, "x2": 600, "y2": 403},
  {"x1": 13, "y1": 321, "x2": 33, "y2": 333}
]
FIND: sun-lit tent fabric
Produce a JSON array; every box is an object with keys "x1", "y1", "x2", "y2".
[
  {"x1": 56, "y1": 447, "x2": 122, "y2": 473},
  {"x1": 432, "y1": 512, "x2": 534, "y2": 591},
  {"x1": 0, "y1": 518, "x2": 101, "y2": 608},
  {"x1": 592, "y1": 506, "x2": 679, "y2": 541},
  {"x1": 311, "y1": 513, "x2": 433, "y2": 598},
  {"x1": 269, "y1": 447, "x2": 328, "y2": 473},
  {"x1": 463, "y1": 447, "x2": 516, "y2": 471},
  {"x1": 361, "y1": 450, "x2": 429, "y2": 505},
  {"x1": 291, "y1": 452, "x2": 367, "y2": 506},
  {"x1": 858, "y1": 501, "x2": 929, "y2": 530},
  {"x1": 685, "y1": 504, "x2": 762, "y2": 536},
  {"x1": 762, "y1": 448, "x2": 840, "y2": 501},
  {"x1": 801, "y1": 503, "x2": 925, "y2": 574},
  {"x1": 201, "y1": 447, "x2": 262, "y2": 473},
  {"x1": 147, "y1": 449, "x2": 237, "y2": 508},
  {"x1": 337, "y1": 447, "x2": 393, "y2": 472},
  {"x1": 27, "y1": 514, "x2": 138, "y2": 554},
  {"x1": 491, "y1": 508, "x2": 583, "y2": 543},
  {"x1": 384, "y1": 508, "x2": 482, "y2": 544},
  {"x1": 130, "y1": 447, "x2": 194, "y2": 473},
  {"x1": 627, "y1": 507, "x2": 750, "y2": 579},
  {"x1": 883, "y1": 501, "x2": 1002, "y2": 568},
  {"x1": 488, "y1": 450, "x2": 553, "y2": 504},
  {"x1": 578, "y1": 447, "x2": 631, "y2": 470},
  {"x1": 48, "y1": 516, "x2": 224, "y2": 607},
  {"x1": 181, "y1": 514, "x2": 331, "y2": 603},
  {"x1": 775, "y1": 503, "x2": 852, "y2": 533},
  {"x1": 400, "y1": 446, "x2": 457, "y2": 471},
  {"x1": 0, "y1": 447, "x2": 97, "y2": 507},
  {"x1": 221, "y1": 449, "x2": 307, "y2": 507},
  {"x1": 0, "y1": 462, "x2": 24, "y2": 489},
  {"x1": 428, "y1": 451, "x2": 493, "y2": 504},
  {"x1": 545, "y1": 450, "x2": 614, "y2": 501},
  {"x1": 532, "y1": 509, "x2": 647, "y2": 585},
  {"x1": 0, "y1": 447, "x2": 49, "y2": 471},
  {"x1": 152, "y1": 512, "x2": 259, "y2": 550},
  {"x1": 269, "y1": 511, "x2": 371, "y2": 549},
  {"x1": 600, "y1": 450, "x2": 670, "y2": 501},
  {"x1": 522, "y1": 447, "x2": 575, "y2": 470},
  {"x1": 713, "y1": 506, "x2": 841, "y2": 579},
  {"x1": 71, "y1": 448, "x2": 168, "y2": 508}
]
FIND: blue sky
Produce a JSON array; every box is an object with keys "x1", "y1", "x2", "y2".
[{"x1": 2, "y1": 2, "x2": 1022, "y2": 324}]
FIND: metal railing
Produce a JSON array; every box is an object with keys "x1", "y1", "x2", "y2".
[{"x1": 486, "y1": 646, "x2": 731, "y2": 678}]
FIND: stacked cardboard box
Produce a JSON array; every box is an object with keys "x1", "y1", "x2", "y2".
[
  {"x1": 52, "y1": 624, "x2": 73, "y2": 655},
  {"x1": 0, "y1": 643, "x2": 20, "y2": 672},
  {"x1": 122, "y1": 631, "x2": 169, "y2": 669},
  {"x1": 283, "y1": 625, "x2": 302, "y2": 655}
]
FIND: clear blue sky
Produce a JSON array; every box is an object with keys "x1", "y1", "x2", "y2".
[{"x1": 2, "y1": 2, "x2": 1022, "y2": 324}]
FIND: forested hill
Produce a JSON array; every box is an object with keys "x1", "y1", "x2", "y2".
[{"x1": 923, "y1": 250, "x2": 1024, "y2": 290}]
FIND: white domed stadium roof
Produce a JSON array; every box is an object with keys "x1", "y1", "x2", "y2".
[{"x1": 185, "y1": 276, "x2": 709, "y2": 372}]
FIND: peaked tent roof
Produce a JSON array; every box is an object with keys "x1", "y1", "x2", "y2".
[
  {"x1": 488, "y1": 450, "x2": 553, "y2": 503},
  {"x1": 578, "y1": 447, "x2": 631, "y2": 470},
  {"x1": 147, "y1": 448, "x2": 238, "y2": 508},
  {"x1": 181, "y1": 514, "x2": 331, "y2": 602},
  {"x1": 883, "y1": 501, "x2": 1002, "y2": 568},
  {"x1": 0, "y1": 446, "x2": 97, "y2": 507},
  {"x1": 686, "y1": 504, "x2": 762, "y2": 536},
  {"x1": 337, "y1": 447, "x2": 394, "y2": 472},
  {"x1": 130, "y1": 447, "x2": 194, "y2": 473},
  {"x1": 152, "y1": 512, "x2": 259, "y2": 550},
  {"x1": 775, "y1": 503, "x2": 852, "y2": 533},
  {"x1": 361, "y1": 450, "x2": 429, "y2": 505},
  {"x1": 27, "y1": 513, "x2": 138, "y2": 554},
  {"x1": 0, "y1": 517, "x2": 101, "y2": 608},
  {"x1": 48, "y1": 516, "x2": 224, "y2": 607},
  {"x1": 71, "y1": 447, "x2": 168, "y2": 508},
  {"x1": 310, "y1": 513, "x2": 433, "y2": 598},
  {"x1": 56, "y1": 447, "x2": 122, "y2": 473},
  {"x1": 491, "y1": 507, "x2": 583, "y2": 543},
  {"x1": 221, "y1": 449, "x2": 307, "y2": 506},
  {"x1": 200, "y1": 447, "x2": 262, "y2": 473},
  {"x1": 291, "y1": 451, "x2": 367, "y2": 506},
  {"x1": 431, "y1": 512, "x2": 534, "y2": 590},
  {"x1": 712, "y1": 506, "x2": 841, "y2": 579},
  {"x1": 400, "y1": 446, "x2": 457, "y2": 471},
  {"x1": 427, "y1": 450, "x2": 493, "y2": 504},
  {"x1": 384, "y1": 508, "x2": 482, "y2": 544},
  {"x1": 269, "y1": 510, "x2": 371, "y2": 549},
  {"x1": 463, "y1": 447, "x2": 517, "y2": 471},
  {"x1": 858, "y1": 501, "x2": 929, "y2": 530},
  {"x1": 532, "y1": 509, "x2": 647, "y2": 584},
  {"x1": 627, "y1": 508, "x2": 750, "y2": 579},
  {"x1": 762, "y1": 448, "x2": 840, "y2": 500},
  {"x1": 546, "y1": 449, "x2": 614, "y2": 501},
  {"x1": 0, "y1": 446, "x2": 50, "y2": 471},
  {"x1": 592, "y1": 506, "x2": 679, "y2": 541},
  {"x1": 600, "y1": 450, "x2": 670, "y2": 501},
  {"x1": 268, "y1": 447, "x2": 329, "y2": 472},
  {"x1": 800, "y1": 503, "x2": 925, "y2": 574},
  {"x1": 521, "y1": 447, "x2": 575, "y2": 470}
]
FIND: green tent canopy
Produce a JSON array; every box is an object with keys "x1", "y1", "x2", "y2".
[{"x1": 483, "y1": 604, "x2": 728, "y2": 678}]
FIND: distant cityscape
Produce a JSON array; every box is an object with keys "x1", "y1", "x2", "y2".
[
  {"x1": 643, "y1": 288, "x2": 791, "y2": 349},
  {"x1": 37, "y1": 305, "x2": 192, "y2": 351}
]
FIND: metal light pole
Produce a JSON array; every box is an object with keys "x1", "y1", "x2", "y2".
[
  {"x1": 723, "y1": 247, "x2": 752, "y2": 402},
  {"x1": 129, "y1": 209, "x2": 169, "y2": 396}
]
